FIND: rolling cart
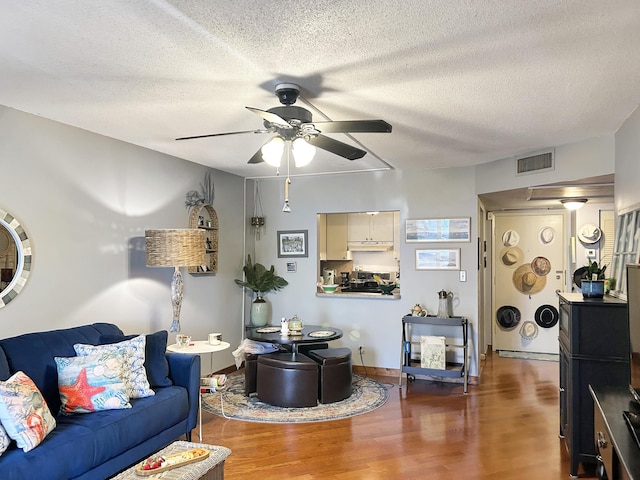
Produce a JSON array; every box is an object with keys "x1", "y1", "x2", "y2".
[{"x1": 399, "y1": 315, "x2": 468, "y2": 393}]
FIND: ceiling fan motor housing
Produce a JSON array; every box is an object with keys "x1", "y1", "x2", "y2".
[{"x1": 265, "y1": 106, "x2": 315, "y2": 139}]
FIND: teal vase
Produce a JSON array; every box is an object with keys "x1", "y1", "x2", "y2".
[{"x1": 251, "y1": 296, "x2": 269, "y2": 326}]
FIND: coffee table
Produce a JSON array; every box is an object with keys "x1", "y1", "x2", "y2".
[{"x1": 110, "y1": 441, "x2": 231, "y2": 480}]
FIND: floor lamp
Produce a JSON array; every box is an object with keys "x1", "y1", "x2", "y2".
[{"x1": 145, "y1": 229, "x2": 206, "y2": 332}]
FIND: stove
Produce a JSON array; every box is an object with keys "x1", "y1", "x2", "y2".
[
  {"x1": 342, "y1": 271, "x2": 390, "y2": 293},
  {"x1": 340, "y1": 285, "x2": 382, "y2": 293}
]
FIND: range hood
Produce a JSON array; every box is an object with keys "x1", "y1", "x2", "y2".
[{"x1": 347, "y1": 241, "x2": 393, "y2": 251}]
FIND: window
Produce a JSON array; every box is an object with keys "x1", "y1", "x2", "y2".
[{"x1": 610, "y1": 208, "x2": 640, "y2": 299}]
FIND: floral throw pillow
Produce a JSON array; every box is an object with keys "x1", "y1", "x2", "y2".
[
  {"x1": 74, "y1": 335, "x2": 154, "y2": 399},
  {"x1": 0, "y1": 423, "x2": 10, "y2": 457},
  {"x1": 0, "y1": 371, "x2": 56, "y2": 452},
  {"x1": 55, "y1": 353, "x2": 131, "y2": 414}
]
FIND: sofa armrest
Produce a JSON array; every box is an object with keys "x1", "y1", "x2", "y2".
[{"x1": 166, "y1": 352, "x2": 201, "y2": 434}]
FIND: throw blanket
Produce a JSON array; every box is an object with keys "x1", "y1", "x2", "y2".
[{"x1": 232, "y1": 339, "x2": 280, "y2": 368}]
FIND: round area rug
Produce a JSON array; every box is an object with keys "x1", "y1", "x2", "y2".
[{"x1": 202, "y1": 373, "x2": 389, "y2": 423}]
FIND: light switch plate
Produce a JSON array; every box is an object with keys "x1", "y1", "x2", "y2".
[{"x1": 459, "y1": 270, "x2": 467, "y2": 282}]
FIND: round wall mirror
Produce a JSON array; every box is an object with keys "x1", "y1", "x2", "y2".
[{"x1": 0, "y1": 208, "x2": 32, "y2": 309}]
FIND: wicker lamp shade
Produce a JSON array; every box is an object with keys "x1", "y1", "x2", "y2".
[
  {"x1": 145, "y1": 228, "x2": 206, "y2": 333},
  {"x1": 145, "y1": 229, "x2": 206, "y2": 267}
]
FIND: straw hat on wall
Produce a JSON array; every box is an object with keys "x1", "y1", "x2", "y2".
[
  {"x1": 499, "y1": 247, "x2": 524, "y2": 268},
  {"x1": 512, "y1": 264, "x2": 546, "y2": 294}
]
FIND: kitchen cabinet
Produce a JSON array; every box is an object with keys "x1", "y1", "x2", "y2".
[
  {"x1": 326, "y1": 213, "x2": 348, "y2": 260},
  {"x1": 399, "y1": 315, "x2": 468, "y2": 393},
  {"x1": 558, "y1": 293, "x2": 630, "y2": 478},
  {"x1": 348, "y1": 212, "x2": 394, "y2": 242}
]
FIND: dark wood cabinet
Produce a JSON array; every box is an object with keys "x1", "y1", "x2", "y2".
[
  {"x1": 590, "y1": 386, "x2": 640, "y2": 480},
  {"x1": 558, "y1": 293, "x2": 630, "y2": 478}
]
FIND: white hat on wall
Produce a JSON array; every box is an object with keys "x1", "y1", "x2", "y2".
[
  {"x1": 502, "y1": 230, "x2": 520, "y2": 247},
  {"x1": 578, "y1": 223, "x2": 602, "y2": 244}
]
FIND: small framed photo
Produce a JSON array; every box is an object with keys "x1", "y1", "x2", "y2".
[
  {"x1": 286, "y1": 262, "x2": 297, "y2": 273},
  {"x1": 277, "y1": 230, "x2": 309, "y2": 258},
  {"x1": 415, "y1": 248, "x2": 461, "y2": 270}
]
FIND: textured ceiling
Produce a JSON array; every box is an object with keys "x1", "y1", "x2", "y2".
[{"x1": 1, "y1": 1, "x2": 639, "y2": 180}]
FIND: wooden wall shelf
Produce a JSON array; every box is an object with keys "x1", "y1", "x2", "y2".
[{"x1": 188, "y1": 204, "x2": 218, "y2": 275}]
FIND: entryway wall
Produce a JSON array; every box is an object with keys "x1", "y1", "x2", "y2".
[{"x1": 491, "y1": 211, "x2": 566, "y2": 354}]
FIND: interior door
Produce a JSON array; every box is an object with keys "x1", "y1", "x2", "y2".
[{"x1": 492, "y1": 212, "x2": 565, "y2": 354}]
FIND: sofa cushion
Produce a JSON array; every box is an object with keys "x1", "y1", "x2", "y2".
[
  {"x1": 74, "y1": 335, "x2": 154, "y2": 398},
  {"x1": 100, "y1": 331, "x2": 172, "y2": 388},
  {"x1": 0, "y1": 385, "x2": 188, "y2": 480},
  {"x1": 0, "y1": 371, "x2": 56, "y2": 452},
  {"x1": 0, "y1": 348, "x2": 9, "y2": 382},
  {"x1": 0, "y1": 323, "x2": 123, "y2": 414},
  {"x1": 55, "y1": 353, "x2": 131, "y2": 414}
]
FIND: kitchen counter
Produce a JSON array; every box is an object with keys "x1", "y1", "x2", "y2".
[{"x1": 316, "y1": 290, "x2": 401, "y2": 299}]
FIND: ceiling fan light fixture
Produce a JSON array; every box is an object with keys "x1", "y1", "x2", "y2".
[
  {"x1": 261, "y1": 136, "x2": 285, "y2": 167},
  {"x1": 561, "y1": 198, "x2": 588, "y2": 210},
  {"x1": 292, "y1": 137, "x2": 316, "y2": 167}
]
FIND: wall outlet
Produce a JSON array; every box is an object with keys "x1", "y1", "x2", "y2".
[
  {"x1": 459, "y1": 270, "x2": 467, "y2": 282},
  {"x1": 359, "y1": 346, "x2": 365, "y2": 355}
]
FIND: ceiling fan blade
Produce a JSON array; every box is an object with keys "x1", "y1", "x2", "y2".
[
  {"x1": 246, "y1": 107, "x2": 292, "y2": 128},
  {"x1": 306, "y1": 135, "x2": 367, "y2": 160},
  {"x1": 175, "y1": 129, "x2": 265, "y2": 141},
  {"x1": 247, "y1": 147, "x2": 265, "y2": 164},
  {"x1": 310, "y1": 120, "x2": 392, "y2": 134}
]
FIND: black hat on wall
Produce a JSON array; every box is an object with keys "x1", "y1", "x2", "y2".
[
  {"x1": 535, "y1": 304, "x2": 559, "y2": 328},
  {"x1": 496, "y1": 305, "x2": 521, "y2": 329}
]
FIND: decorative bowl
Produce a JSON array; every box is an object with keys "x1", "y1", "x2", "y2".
[
  {"x1": 321, "y1": 284, "x2": 338, "y2": 294},
  {"x1": 379, "y1": 283, "x2": 397, "y2": 295}
]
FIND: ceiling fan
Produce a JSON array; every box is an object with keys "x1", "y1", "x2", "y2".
[{"x1": 175, "y1": 83, "x2": 392, "y2": 165}]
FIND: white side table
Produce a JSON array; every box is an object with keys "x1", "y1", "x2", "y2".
[{"x1": 167, "y1": 340, "x2": 230, "y2": 441}]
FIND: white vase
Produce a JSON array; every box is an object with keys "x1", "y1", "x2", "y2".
[{"x1": 251, "y1": 296, "x2": 270, "y2": 326}]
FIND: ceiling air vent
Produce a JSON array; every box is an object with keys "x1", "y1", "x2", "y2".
[{"x1": 515, "y1": 150, "x2": 554, "y2": 176}]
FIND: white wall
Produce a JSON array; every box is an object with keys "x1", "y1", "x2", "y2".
[
  {"x1": 0, "y1": 106, "x2": 245, "y2": 373},
  {"x1": 615, "y1": 106, "x2": 640, "y2": 213},
  {"x1": 475, "y1": 135, "x2": 616, "y2": 195},
  {"x1": 615, "y1": 104, "x2": 640, "y2": 351},
  {"x1": 243, "y1": 167, "x2": 481, "y2": 376}
]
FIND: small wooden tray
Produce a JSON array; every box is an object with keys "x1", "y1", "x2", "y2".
[{"x1": 134, "y1": 447, "x2": 210, "y2": 476}]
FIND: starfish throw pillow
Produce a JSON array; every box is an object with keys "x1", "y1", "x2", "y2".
[{"x1": 55, "y1": 352, "x2": 131, "y2": 415}]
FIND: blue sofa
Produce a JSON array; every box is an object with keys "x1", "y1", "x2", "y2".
[{"x1": 0, "y1": 323, "x2": 200, "y2": 480}]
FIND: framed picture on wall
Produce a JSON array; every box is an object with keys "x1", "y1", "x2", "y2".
[
  {"x1": 415, "y1": 248, "x2": 461, "y2": 270},
  {"x1": 277, "y1": 230, "x2": 308, "y2": 258},
  {"x1": 406, "y1": 217, "x2": 471, "y2": 243}
]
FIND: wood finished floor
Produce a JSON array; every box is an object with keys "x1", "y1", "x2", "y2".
[{"x1": 196, "y1": 352, "x2": 639, "y2": 480}]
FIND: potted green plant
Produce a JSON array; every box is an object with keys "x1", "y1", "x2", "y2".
[{"x1": 235, "y1": 255, "x2": 288, "y2": 326}]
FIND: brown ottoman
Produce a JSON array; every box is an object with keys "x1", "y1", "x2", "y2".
[
  {"x1": 256, "y1": 352, "x2": 318, "y2": 407},
  {"x1": 244, "y1": 353, "x2": 258, "y2": 395},
  {"x1": 297, "y1": 342, "x2": 329, "y2": 355},
  {"x1": 307, "y1": 347, "x2": 352, "y2": 404}
]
